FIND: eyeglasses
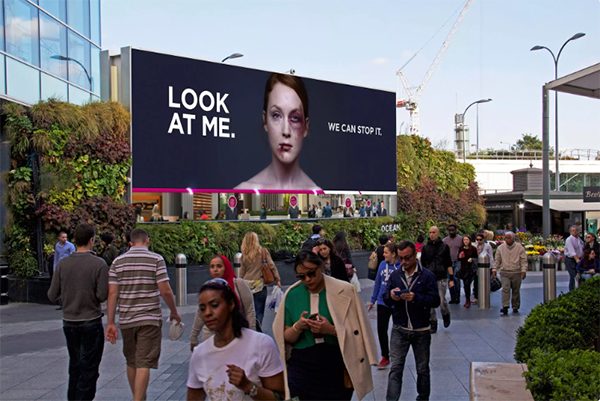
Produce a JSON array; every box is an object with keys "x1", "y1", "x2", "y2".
[
  {"x1": 476, "y1": 238, "x2": 484, "y2": 241},
  {"x1": 315, "y1": 239, "x2": 326, "y2": 246},
  {"x1": 204, "y1": 278, "x2": 229, "y2": 287},
  {"x1": 296, "y1": 270, "x2": 318, "y2": 281},
  {"x1": 398, "y1": 254, "x2": 415, "y2": 262}
]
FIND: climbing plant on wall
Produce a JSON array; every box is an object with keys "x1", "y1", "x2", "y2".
[{"x1": 2, "y1": 99, "x2": 135, "y2": 279}]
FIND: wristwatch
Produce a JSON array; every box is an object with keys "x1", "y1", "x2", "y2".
[{"x1": 245, "y1": 382, "x2": 258, "y2": 397}]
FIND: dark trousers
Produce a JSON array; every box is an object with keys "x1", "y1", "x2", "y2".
[
  {"x1": 63, "y1": 317, "x2": 104, "y2": 401},
  {"x1": 473, "y1": 273, "x2": 479, "y2": 299},
  {"x1": 449, "y1": 261, "x2": 461, "y2": 301},
  {"x1": 461, "y1": 275, "x2": 473, "y2": 301},
  {"x1": 377, "y1": 305, "x2": 394, "y2": 359},
  {"x1": 565, "y1": 257, "x2": 578, "y2": 291},
  {"x1": 253, "y1": 286, "x2": 268, "y2": 325},
  {"x1": 387, "y1": 326, "x2": 431, "y2": 401}
]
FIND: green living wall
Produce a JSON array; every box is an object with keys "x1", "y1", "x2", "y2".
[{"x1": 2, "y1": 100, "x2": 135, "y2": 279}]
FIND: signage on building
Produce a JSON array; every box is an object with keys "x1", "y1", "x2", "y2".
[
  {"x1": 345, "y1": 198, "x2": 352, "y2": 208},
  {"x1": 289, "y1": 195, "x2": 298, "y2": 208},
  {"x1": 485, "y1": 203, "x2": 513, "y2": 211},
  {"x1": 583, "y1": 186, "x2": 600, "y2": 203},
  {"x1": 129, "y1": 48, "x2": 396, "y2": 194},
  {"x1": 381, "y1": 224, "x2": 400, "y2": 233}
]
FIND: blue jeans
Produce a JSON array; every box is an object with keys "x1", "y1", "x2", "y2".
[
  {"x1": 581, "y1": 273, "x2": 599, "y2": 281},
  {"x1": 386, "y1": 326, "x2": 431, "y2": 401},
  {"x1": 565, "y1": 257, "x2": 578, "y2": 291},
  {"x1": 63, "y1": 317, "x2": 104, "y2": 401},
  {"x1": 449, "y1": 261, "x2": 461, "y2": 301},
  {"x1": 253, "y1": 286, "x2": 268, "y2": 325}
]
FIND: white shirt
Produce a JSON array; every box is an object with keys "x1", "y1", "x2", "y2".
[{"x1": 187, "y1": 328, "x2": 283, "y2": 400}]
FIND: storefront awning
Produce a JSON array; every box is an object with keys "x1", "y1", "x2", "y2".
[{"x1": 525, "y1": 198, "x2": 600, "y2": 212}]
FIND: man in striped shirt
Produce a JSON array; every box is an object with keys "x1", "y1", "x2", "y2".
[{"x1": 105, "y1": 228, "x2": 181, "y2": 401}]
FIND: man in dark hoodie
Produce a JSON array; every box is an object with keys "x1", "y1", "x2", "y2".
[
  {"x1": 383, "y1": 241, "x2": 440, "y2": 401},
  {"x1": 420, "y1": 226, "x2": 454, "y2": 333}
]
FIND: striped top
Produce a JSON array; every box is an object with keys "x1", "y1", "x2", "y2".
[{"x1": 109, "y1": 246, "x2": 169, "y2": 329}]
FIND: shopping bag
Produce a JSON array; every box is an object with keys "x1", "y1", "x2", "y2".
[
  {"x1": 350, "y1": 273, "x2": 361, "y2": 293},
  {"x1": 267, "y1": 286, "x2": 284, "y2": 313}
]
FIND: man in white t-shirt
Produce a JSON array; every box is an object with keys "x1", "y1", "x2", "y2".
[{"x1": 187, "y1": 328, "x2": 283, "y2": 400}]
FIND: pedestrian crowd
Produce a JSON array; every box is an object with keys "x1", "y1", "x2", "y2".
[{"x1": 48, "y1": 221, "x2": 599, "y2": 401}]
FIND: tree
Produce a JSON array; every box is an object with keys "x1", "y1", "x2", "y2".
[{"x1": 514, "y1": 134, "x2": 543, "y2": 151}]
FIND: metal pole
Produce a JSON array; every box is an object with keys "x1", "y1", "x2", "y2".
[
  {"x1": 477, "y1": 251, "x2": 491, "y2": 310},
  {"x1": 233, "y1": 252, "x2": 242, "y2": 277},
  {"x1": 175, "y1": 253, "x2": 187, "y2": 307},
  {"x1": 542, "y1": 252, "x2": 556, "y2": 303},
  {"x1": 542, "y1": 86, "x2": 551, "y2": 239},
  {"x1": 554, "y1": 73, "x2": 559, "y2": 191},
  {"x1": 476, "y1": 103, "x2": 479, "y2": 159}
]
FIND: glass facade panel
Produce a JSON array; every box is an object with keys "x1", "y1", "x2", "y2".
[
  {"x1": 68, "y1": 84, "x2": 90, "y2": 105},
  {"x1": 5, "y1": 0, "x2": 40, "y2": 66},
  {"x1": 6, "y1": 57, "x2": 40, "y2": 104},
  {"x1": 0, "y1": 1, "x2": 4, "y2": 51},
  {"x1": 39, "y1": 0, "x2": 67, "y2": 23},
  {"x1": 90, "y1": 0, "x2": 100, "y2": 45},
  {"x1": 91, "y1": 45, "x2": 100, "y2": 94},
  {"x1": 0, "y1": 56, "x2": 5, "y2": 94},
  {"x1": 40, "y1": 12, "x2": 68, "y2": 80},
  {"x1": 67, "y1": 0, "x2": 90, "y2": 39},
  {"x1": 68, "y1": 30, "x2": 91, "y2": 91},
  {"x1": 41, "y1": 72, "x2": 67, "y2": 101}
]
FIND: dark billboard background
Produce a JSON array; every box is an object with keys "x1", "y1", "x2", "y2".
[{"x1": 130, "y1": 48, "x2": 396, "y2": 192}]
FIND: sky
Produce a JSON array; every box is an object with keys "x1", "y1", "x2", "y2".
[{"x1": 102, "y1": 0, "x2": 600, "y2": 153}]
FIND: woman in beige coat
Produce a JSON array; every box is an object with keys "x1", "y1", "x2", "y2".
[
  {"x1": 240, "y1": 232, "x2": 281, "y2": 325},
  {"x1": 273, "y1": 251, "x2": 378, "y2": 400}
]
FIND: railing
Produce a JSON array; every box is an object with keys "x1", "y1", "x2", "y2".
[{"x1": 455, "y1": 148, "x2": 600, "y2": 161}]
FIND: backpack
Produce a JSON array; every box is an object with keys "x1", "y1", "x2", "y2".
[{"x1": 301, "y1": 237, "x2": 318, "y2": 252}]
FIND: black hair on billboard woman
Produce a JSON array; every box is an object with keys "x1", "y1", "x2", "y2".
[{"x1": 234, "y1": 73, "x2": 322, "y2": 191}]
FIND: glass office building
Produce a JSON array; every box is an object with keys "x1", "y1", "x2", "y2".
[{"x1": 0, "y1": 0, "x2": 101, "y2": 105}]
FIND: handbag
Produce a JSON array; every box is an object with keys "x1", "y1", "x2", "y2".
[
  {"x1": 344, "y1": 260, "x2": 354, "y2": 279},
  {"x1": 261, "y1": 248, "x2": 276, "y2": 285},
  {"x1": 491, "y1": 276, "x2": 502, "y2": 292},
  {"x1": 368, "y1": 251, "x2": 378, "y2": 271}
]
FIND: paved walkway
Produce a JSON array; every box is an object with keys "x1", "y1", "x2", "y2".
[{"x1": 0, "y1": 272, "x2": 569, "y2": 400}]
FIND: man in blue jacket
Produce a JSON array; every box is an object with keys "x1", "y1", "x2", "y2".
[
  {"x1": 323, "y1": 201, "x2": 333, "y2": 218},
  {"x1": 383, "y1": 240, "x2": 441, "y2": 401}
]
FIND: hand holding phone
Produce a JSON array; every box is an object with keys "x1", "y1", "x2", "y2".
[
  {"x1": 393, "y1": 289, "x2": 409, "y2": 296},
  {"x1": 308, "y1": 313, "x2": 321, "y2": 321}
]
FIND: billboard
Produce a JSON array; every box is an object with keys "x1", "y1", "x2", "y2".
[{"x1": 129, "y1": 48, "x2": 396, "y2": 193}]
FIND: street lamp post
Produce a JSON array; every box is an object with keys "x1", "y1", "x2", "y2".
[
  {"x1": 457, "y1": 98, "x2": 492, "y2": 162},
  {"x1": 531, "y1": 32, "x2": 586, "y2": 192},
  {"x1": 222, "y1": 53, "x2": 244, "y2": 63},
  {"x1": 51, "y1": 55, "x2": 93, "y2": 91}
]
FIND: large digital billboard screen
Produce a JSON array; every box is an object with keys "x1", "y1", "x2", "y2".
[{"x1": 130, "y1": 48, "x2": 396, "y2": 193}]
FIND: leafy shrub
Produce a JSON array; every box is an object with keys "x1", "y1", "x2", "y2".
[
  {"x1": 514, "y1": 277, "x2": 599, "y2": 363},
  {"x1": 523, "y1": 348, "x2": 600, "y2": 401}
]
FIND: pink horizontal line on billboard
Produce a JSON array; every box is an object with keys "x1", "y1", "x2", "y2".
[
  {"x1": 133, "y1": 188, "x2": 326, "y2": 195},
  {"x1": 127, "y1": 48, "x2": 396, "y2": 192}
]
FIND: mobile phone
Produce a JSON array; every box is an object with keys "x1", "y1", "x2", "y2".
[
  {"x1": 308, "y1": 313, "x2": 320, "y2": 320},
  {"x1": 393, "y1": 289, "x2": 409, "y2": 296}
]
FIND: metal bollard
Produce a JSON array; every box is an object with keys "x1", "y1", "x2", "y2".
[
  {"x1": 478, "y1": 251, "x2": 491, "y2": 310},
  {"x1": 543, "y1": 252, "x2": 556, "y2": 303},
  {"x1": 233, "y1": 253, "x2": 242, "y2": 278},
  {"x1": 175, "y1": 253, "x2": 187, "y2": 307}
]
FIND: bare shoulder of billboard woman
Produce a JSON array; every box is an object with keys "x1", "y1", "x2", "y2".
[{"x1": 234, "y1": 165, "x2": 321, "y2": 191}]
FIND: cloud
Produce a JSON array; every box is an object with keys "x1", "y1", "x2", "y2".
[{"x1": 370, "y1": 58, "x2": 388, "y2": 65}]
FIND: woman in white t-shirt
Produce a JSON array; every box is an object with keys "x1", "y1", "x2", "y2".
[{"x1": 187, "y1": 279, "x2": 284, "y2": 400}]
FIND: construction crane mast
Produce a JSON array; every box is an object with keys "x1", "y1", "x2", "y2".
[{"x1": 396, "y1": 0, "x2": 475, "y2": 136}]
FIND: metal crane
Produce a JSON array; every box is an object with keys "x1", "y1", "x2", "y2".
[{"x1": 396, "y1": 0, "x2": 475, "y2": 136}]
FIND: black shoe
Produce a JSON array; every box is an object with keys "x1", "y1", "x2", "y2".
[
  {"x1": 430, "y1": 322, "x2": 438, "y2": 333},
  {"x1": 500, "y1": 307, "x2": 509, "y2": 315},
  {"x1": 513, "y1": 309, "x2": 519, "y2": 313},
  {"x1": 442, "y1": 313, "x2": 451, "y2": 328},
  {"x1": 449, "y1": 299, "x2": 460, "y2": 304},
  {"x1": 56, "y1": 306, "x2": 62, "y2": 310}
]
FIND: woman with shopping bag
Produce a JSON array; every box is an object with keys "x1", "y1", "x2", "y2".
[
  {"x1": 273, "y1": 251, "x2": 378, "y2": 400},
  {"x1": 240, "y1": 232, "x2": 281, "y2": 325},
  {"x1": 190, "y1": 255, "x2": 255, "y2": 351},
  {"x1": 312, "y1": 238, "x2": 349, "y2": 282}
]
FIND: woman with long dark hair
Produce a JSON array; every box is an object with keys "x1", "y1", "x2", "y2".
[
  {"x1": 312, "y1": 238, "x2": 349, "y2": 282},
  {"x1": 576, "y1": 248, "x2": 600, "y2": 281},
  {"x1": 333, "y1": 231, "x2": 354, "y2": 278},
  {"x1": 187, "y1": 279, "x2": 284, "y2": 400},
  {"x1": 190, "y1": 255, "x2": 255, "y2": 351},
  {"x1": 457, "y1": 236, "x2": 478, "y2": 308},
  {"x1": 273, "y1": 251, "x2": 377, "y2": 400}
]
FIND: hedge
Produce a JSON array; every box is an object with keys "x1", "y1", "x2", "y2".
[{"x1": 514, "y1": 277, "x2": 600, "y2": 401}]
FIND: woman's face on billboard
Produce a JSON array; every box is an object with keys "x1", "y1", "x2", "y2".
[{"x1": 263, "y1": 83, "x2": 309, "y2": 165}]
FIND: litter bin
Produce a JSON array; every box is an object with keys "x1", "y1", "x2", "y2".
[{"x1": 542, "y1": 252, "x2": 556, "y2": 303}]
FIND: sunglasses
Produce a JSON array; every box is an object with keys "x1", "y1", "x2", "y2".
[
  {"x1": 296, "y1": 270, "x2": 318, "y2": 281},
  {"x1": 398, "y1": 254, "x2": 415, "y2": 262},
  {"x1": 204, "y1": 278, "x2": 229, "y2": 287},
  {"x1": 477, "y1": 238, "x2": 484, "y2": 241},
  {"x1": 315, "y1": 239, "x2": 327, "y2": 246}
]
